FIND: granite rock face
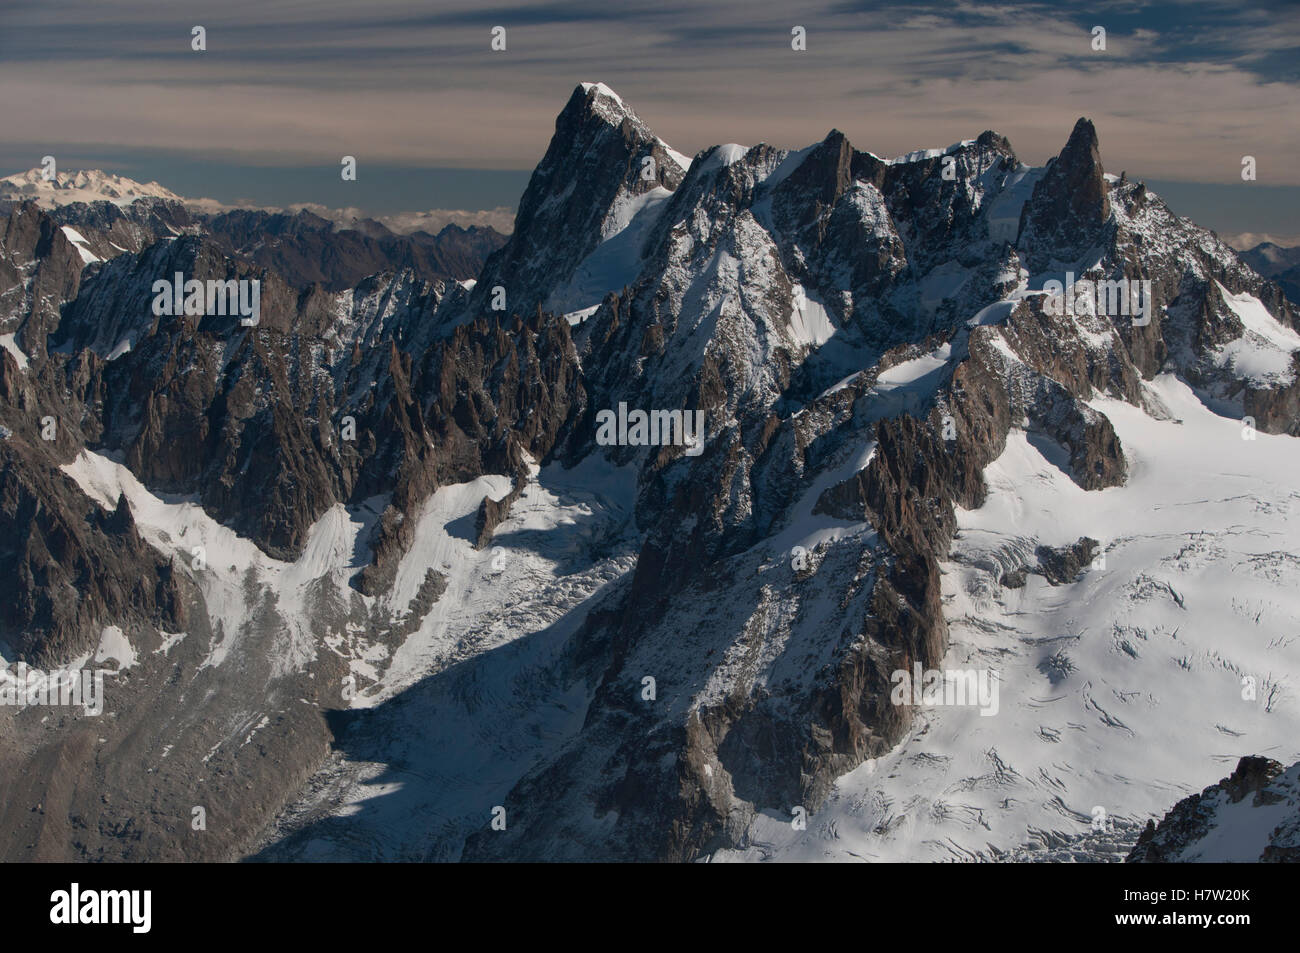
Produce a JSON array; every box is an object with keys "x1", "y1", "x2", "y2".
[
  {"x1": 467, "y1": 83, "x2": 688, "y2": 319},
  {"x1": 0, "y1": 202, "x2": 87, "y2": 360},
  {"x1": 1128, "y1": 756, "x2": 1300, "y2": 863},
  {"x1": 1018, "y1": 118, "x2": 1112, "y2": 272}
]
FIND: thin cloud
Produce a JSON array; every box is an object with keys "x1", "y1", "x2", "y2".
[{"x1": 0, "y1": 0, "x2": 1295, "y2": 185}]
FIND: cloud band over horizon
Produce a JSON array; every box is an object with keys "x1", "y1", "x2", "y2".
[{"x1": 1, "y1": 0, "x2": 1296, "y2": 236}]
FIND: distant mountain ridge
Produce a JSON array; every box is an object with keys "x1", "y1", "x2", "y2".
[
  {"x1": 0, "y1": 166, "x2": 512, "y2": 290},
  {"x1": 0, "y1": 168, "x2": 186, "y2": 208},
  {"x1": 0, "y1": 182, "x2": 507, "y2": 291},
  {"x1": 1240, "y1": 240, "x2": 1300, "y2": 306}
]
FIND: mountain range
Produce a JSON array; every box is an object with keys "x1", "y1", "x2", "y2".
[{"x1": 1, "y1": 82, "x2": 1297, "y2": 862}]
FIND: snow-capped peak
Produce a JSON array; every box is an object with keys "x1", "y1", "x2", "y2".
[
  {"x1": 0, "y1": 167, "x2": 183, "y2": 208},
  {"x1": 886, "y1": 139, "x2": 977, "y2": 165},
  {"x1": 575, "y1": 81, "x2": 640, "y2": 126},
  {"x1": 579, "y1": 81, "x2": 625, "y2": 107},
  {"x1": 699, "y1": 143, "x2": 750, "y2": 172}
]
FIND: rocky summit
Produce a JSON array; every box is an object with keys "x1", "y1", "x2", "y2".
[{"x1": 1, "y1": 83, "x2": 1298, "y2": 863}]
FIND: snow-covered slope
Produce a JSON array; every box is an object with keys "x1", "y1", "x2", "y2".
[
  {"x1": 714, "y1": 374, "x2": 1300, "y2": 861},
  {"x1": 250, "y1": 455, "x2": 642, "y2": 861}
]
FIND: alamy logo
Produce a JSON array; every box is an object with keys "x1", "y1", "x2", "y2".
[
  {"x1": 151, "y1": 272, "x2": 261, "y2": 326},
  {"x1": 50, "y1": 883, "x2": 151, "y2": 933},
  {"x1": 0, "y1": 665, "x2": 105, "y2": 716},
  {"x1": 890, "y1": 663, "x2": 1000, "y2": 717},
  {"x1": 1042, "y1": 272, "x2": 1152, "y2": 326},
  {"x1": 595, "y1": 402, "x2": 705, "y2": 456}
]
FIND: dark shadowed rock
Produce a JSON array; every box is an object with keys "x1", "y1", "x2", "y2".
[
  {"x1": 1128, "y1": 756, "x2": 1299, "y2": 863},
  {"x1": 1018, "y1": 118, "x2": 1111, "y2": 270}
]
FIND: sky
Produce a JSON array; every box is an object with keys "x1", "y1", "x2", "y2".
[{"x1": 1, "y1": 0, "x2": 1297, "y2": 241}]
